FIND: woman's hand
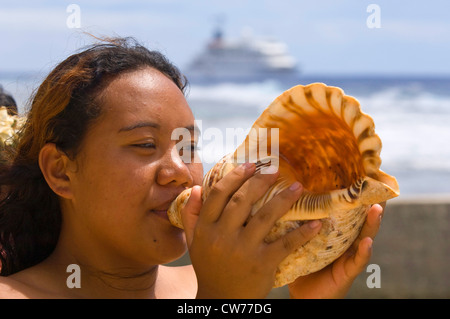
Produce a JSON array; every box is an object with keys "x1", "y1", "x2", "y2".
[
  {"x1": 181, "y1": 163, "x2": 322, "y2": 299},
  {"x1": 288, "y1": 203, "x2": 384, "y2": 299}
]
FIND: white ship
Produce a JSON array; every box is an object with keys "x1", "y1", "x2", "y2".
[{"x1": 184, "y1": 28, "x2": 300, "y2": 84}]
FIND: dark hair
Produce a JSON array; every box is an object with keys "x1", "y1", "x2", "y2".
[
  {"x1": 0, "y1": 37, "x2": 188, "y2": 276},
  {"x1": 0, "y1": 86, "x2": 18, "y2": 115}
]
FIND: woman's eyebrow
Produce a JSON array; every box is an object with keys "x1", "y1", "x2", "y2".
[
  {"x1": 118, "y1": 121, "x2": 160, "y2": 133},
  {"x1": 118, "y1": 122, "x2": 200, "y2": 136}
]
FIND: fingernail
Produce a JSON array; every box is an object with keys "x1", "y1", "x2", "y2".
[
  {"x1": 367, "y1": 238, "x2": 373, "y2": 253},
  {"x1": 240, "y1": 162, "x2": 254, "y2": 171},
  {"x1": 262, "y1": 165, "x2": 278, "y2": 175},
  {"x1": 307, "y1": 220, "x2": 321, "y2": 229},
  {"x1": 289, "y1": 182, "x2": 302, "y2": 191}
]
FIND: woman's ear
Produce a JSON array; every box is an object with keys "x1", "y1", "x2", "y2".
[{"x1": 39, "y1": 143, "x2": 74, "y2": 199}]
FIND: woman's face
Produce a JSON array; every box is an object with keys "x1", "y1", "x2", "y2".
[{"x1": 65, "y1": 67, "x2": 203, "y2": 267}]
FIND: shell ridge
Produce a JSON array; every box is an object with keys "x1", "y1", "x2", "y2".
[
  {"x1": 280, "y1": 191, "x2": 332, "y2": 221},
  {"x1": 283, "y1": 85, "x2": 316, "y2": 114},
  {"x1": 341, "y1": 96, "x2": 360, "y2": 128},
  {"x1": 281, "y1": 94, "x2": 309, "y2": 118},
  {"x1": 304, "y1": 87, "x2": 324, "y2": 113},
  {"x1": 324, "y1": 86, "x2": 345, "y2": 116}
]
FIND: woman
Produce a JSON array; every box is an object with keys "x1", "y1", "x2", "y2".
[{"x1": 0, "y1": 38, "x2": 383, "y2": 298}]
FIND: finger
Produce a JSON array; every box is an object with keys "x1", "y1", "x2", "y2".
[
  {"x1": 180, "y1": 185, "x2": 203, "y2": 247},
  {"x1": 199, "y1": 162, "x2": 256, "y2": 224},
  {"x1": 360, "y1": 204, "x2": 383, "y2": 240},
  {"x1": 349, "y1": 204, "x2": 383, "y2": 254},
  {"x1": 219, "y1": 168, "x2": 279, "y2": 228},
  {"x1": 244, "y1": 181, "x2": 303, "y2": 241},
  {"x1": 345, "y1": 237, "x2": 373, "y2": 280},
  {"x1": 268, "y1": 220, "x2": 322, "y2": 263}
]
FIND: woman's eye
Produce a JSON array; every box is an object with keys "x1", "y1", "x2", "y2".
[
  {"x1": 133, "y1": 143, "x2": 156, "y2": 149},
  {"x1": 178, "y1": 143, "x2": 199, "y2": 161},
  {"x1": 189, "y1": 144, "x2": 199, "y2": 152}
]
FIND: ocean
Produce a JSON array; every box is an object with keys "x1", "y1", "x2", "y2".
[{"x1": 2, "y1": 73, "x2": 450, "y2": 197}]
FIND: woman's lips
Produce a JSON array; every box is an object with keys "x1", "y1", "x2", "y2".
[{"x1": 150, "y1": 209, "x2": 169, "y2": 220}]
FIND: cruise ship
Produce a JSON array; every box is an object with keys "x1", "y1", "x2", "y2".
[{"x1": 184, "y1": 28, "x2": 301, "y2": 84}]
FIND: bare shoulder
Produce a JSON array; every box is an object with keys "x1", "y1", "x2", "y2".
[
  {"x1": 158, "y1": 264, "x2": 197, "y2": 298},
  {"x1": 0, "y1": 276, "x2": 30, "y2": 299},
  {"x1": 0, "y1": 267, "x2": 62, "y2": 299},
  {"x1": 177, "y1": 264, "x2": 197, "y2": 289},
  {"x1": 172, "y1": 264, "x2": 196, "y2": 279}
]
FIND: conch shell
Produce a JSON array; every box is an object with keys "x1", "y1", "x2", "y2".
[{"x1": 168, "y1": 83, "x2": 400, "y2": 287}]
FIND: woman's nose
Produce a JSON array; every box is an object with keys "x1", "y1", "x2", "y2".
[{"x1": 156, "y1": 146, "x2": 193, "y2": 187}]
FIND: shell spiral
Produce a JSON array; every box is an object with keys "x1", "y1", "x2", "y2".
[{"x1": 168, "y1": 83, "x2": 399, "y2": 287}]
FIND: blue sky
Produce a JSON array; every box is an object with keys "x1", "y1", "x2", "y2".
[{"x1": 1, "y1": 0, "x2": 449, "y2": 76}]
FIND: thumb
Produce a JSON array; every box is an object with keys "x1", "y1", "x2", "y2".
[
  {"x1": 180, "y1": 185, "x2": 203, "y2": 247},
  {"x1": 345, "y1": 236, "x2": 373, "y2": 280}
]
